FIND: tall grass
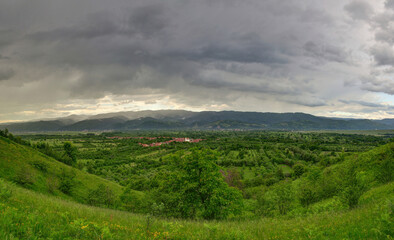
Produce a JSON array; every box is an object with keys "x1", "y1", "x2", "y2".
[{"x1": 0, "y1": 179, "x2": 392, "y2": 239}]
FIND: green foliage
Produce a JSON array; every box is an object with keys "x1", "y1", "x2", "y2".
[
  {"x1": 257, "y1": 180, "x2": 294, "y2": 216},
  {"x1": 0, "y1": 136, "x2": 123, "y2": 204},
  {"x1": 46, "y1": 176, "x2": 58, "y2": 194},
  {"x1": 377, "y1": 150, "x2": 393, "y2": 183},
  {"x1": 63, "y1": 141, "x2": 77, "y2": 165},
  {"x1": 58, "y1": 168, "x2": 76, "y2": 195},
  {"x1": 297, "y1": 168, "x2": 323, "y2": 207},
  {"x1": 120, "y1": 188, "x2": 150, "y2": 213},
  {"x1": 15, "y1": 167, "x2": 35, "y2": 187},
  {"x1": 30, "y1": 160, "x2": 48, "y2": 173},
  {"x1": 292, "y1": 163, "x2": 306, "y2": 178},
  {"x1": 155, "y1": 148, "x2": 243, "y2": 219},
  {"x1": 0, "y1": 129, "x2": 393, "y2": 239},
  {"x1": 87, "y1": 184, "x2": 117, "y2": 207},
  {"x1": 298, "y1": 180, "x2": 320, "y2": 207},
  {"x1": 1, "y1": 179, "x2": 392, "y2": 240},
  {"x1": 273, "y1": 181, "x2": 294, "y2": 215},
  {"x1": 340, "y1": 168, "x2": 369, "y2": 208},
  {"x1": 0, "y1": 179, "x2": 12, "y2": 201}
]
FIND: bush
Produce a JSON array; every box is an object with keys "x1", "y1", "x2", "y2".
[
  {"x1": 15, "y1": 167, "x2": 35, "y2": 187},
  {"x1": 120, "y1": 188, "x2": 149, "y2": 213},
  {"x1": 47, "y1": 176, "x2": 58, "y2": 194},
  {"x1": 377, "y1": 155, "x2": 393, "y2": 183},
  {"x1": 340, "y1": 169, "x2": 369, "y2": 208},
  {"x1": 0, "y1": 179, "x2": 12, "y2": 201},
  {"x1": 87, "y1": 184, "x2": 116, "y2": 207},
  {"x1": 58, "y1": 169, "x2": 75, "y2": 195},
  {"x1": 292, "y1": 163, "x2": 306, "y2": 178},
  {"x1": 256, "y1": 181, "x2": 294, "y2": 216},
  {"x1": 30, "y1": 161, "x2": 48, "y2": 173}
]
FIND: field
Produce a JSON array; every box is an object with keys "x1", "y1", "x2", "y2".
[{"x1": 0, "y1": 129, "x2": 393, "y2": 239}]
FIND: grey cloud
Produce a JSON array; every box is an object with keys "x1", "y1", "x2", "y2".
[
  {"x1": 375, "y1": 28, "x2": 394, "y2": 45},
  {"x1": 344, "y1": 1, "x2": 374, "y2": 20},
  {"x1": 0, "y1": 68, "x2": 15, "y2": 81},
  {"x1": 128, "y1": 3, "x2": 169, "y2": 38},
  {"x1": 340, "y1": 100, "x2": 394, "y2": 109},
  {"x1": 298, "y1": 8, "x2": 333, "y2": 24},
  {"x1": 169, "y1": 38, "x2": 290, "y2": 64},
  {"x1": 360, "y1": 76, "x2": 394, "y2": 95},
  {"x1": 283, "y1": 96, "x2": 327, "y2": 107},
  {"x1": 385, "y1": 0, "x2": 394, "y2": 9},
  {"x1": 370, "y1": 44, "x2": 394, "y2": 66},
  {"x1": 29, "y1": 16, "x2": 118, "y2": 42},
  {"x1": 0, "y1": 0, "x2": 392, "y2": 121},
  {"x1": 28, "y1": 4, "x2": 169, "y2": 42},
  {"x1": 0, "y1": 55, "x2": 10, "y2": 60},
  {"x1": 303, "y1": 41, "x2": 350, "y2": 63},
  {"x1": 370, "y1": 10, "x2": 394, "y2": 45}
]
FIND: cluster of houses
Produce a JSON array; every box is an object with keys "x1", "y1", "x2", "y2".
[
  {"x1": 106, "y1": 136, "x2": 133, "y2": 140},
  {"x1": 138, "y1": 137, "x2": 203, "y2": 147},
  {"x1": 106, "y1": 136, "x2": 166, "y2": 140},
  {"x1": 106, "y1": 136, "x2": 203, "y2": 147}
]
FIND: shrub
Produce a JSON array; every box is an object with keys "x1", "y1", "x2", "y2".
[
  {"x1": 340, "y1": 169, "x2": 369, "y2": 208},
  {"x1": 87, "y1": 184, "x2": 116, "y2": 207},
  {"x1": 273, "y1": 181, "x2": 294, "y2": 215},
  {"x1": 15, "y1": 167, "x2": 35, "y2": 187},
  {"x1": 120, "y1": 188, "x2": 149, "y2": 213},
  {"x1": 0, "y1": 179, "x2": 12, "y2": 201},
  {"x1": 30, "y1": 161, "x2": 48, "y2": 173},
  {"x1": 377, "y1": 155, "x2": 393, "y2": 183},
  {"x1": 58, "y1": 169, "x2": 75, "y2": 195},
  {"x1": 47, "y1": 176, "x2": 58, "y2": 194},
  {"x1": 292, "y1": 163, "x2": 306, "y2": 178}
]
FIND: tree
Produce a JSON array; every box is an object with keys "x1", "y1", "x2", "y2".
[
  {"x1": 340, "y1": 167, "x2": 368, "y2": 208},
  {"x1": 87, "y1": 184, "x2": 116, "y2": 207},
  {"x1": 273, "y1": 181, "x2": 294, "y2": 215},
  {"x1": 63, "y1": 142, "x2": 77, "y2": 165},
  {"x1": 292, "y1": 163, "x2": 306, "y2": 178},
  {"x1": 221, "y1": 168, "x2": 243, "y2": 190},
  {"x1": 155, "y1": 148, "x2": 243, "y2": 220},
  {"x1": 58, "y1": 168, "x2": 75, "y2": 195}
]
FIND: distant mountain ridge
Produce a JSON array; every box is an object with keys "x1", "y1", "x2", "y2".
[{"x1": 1, "y1": 110, "x2": 394, "y2": 132}]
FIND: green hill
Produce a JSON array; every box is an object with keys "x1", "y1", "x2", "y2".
[
  {"x1": 0, "y1": 175, "x2": 392, "y2": 239},
  {"x1": 0, "y1": 136, "x2": 123, "y2": 203},
  {"x1": 0, "y1": 137, "x2": 392, "y2": 239}
]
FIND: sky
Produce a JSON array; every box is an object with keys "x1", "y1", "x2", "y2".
[{"x1": 0, "y1": 0, "x2": 393, "y2": 122}]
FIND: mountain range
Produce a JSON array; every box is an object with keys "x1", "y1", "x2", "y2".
[{"x1": 1, "y1": 110, "x2": 394, "y2": 132}]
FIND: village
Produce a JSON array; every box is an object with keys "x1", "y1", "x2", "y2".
[{"x1": 106, "y1": 136, "x2": 204, "y2": 147}]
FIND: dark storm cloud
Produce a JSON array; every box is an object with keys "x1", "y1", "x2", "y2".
[
  {"x1": 28, "y1": 15, "x2": 119, "y2": 42},
  {"x1": 0, "y1": 0, "x2": 392, "y2": 121},
  {"x1": 128, "y1": 3, "x2": 169, "y2": 38}
]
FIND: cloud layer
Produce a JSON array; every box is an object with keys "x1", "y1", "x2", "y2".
[{"x1": 0, "y1": 0, "x2": 393, "y2": 122}]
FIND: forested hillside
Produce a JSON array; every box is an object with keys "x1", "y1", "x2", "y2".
[{"x1": 2, "y1": 110, "x2": 394, "y2": 132}]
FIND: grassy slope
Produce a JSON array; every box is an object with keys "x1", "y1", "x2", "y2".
[
  {"x1": 0, "y1": 136, "x2": 123, "y2": 202},
  {"x1": 0, "y1": 179, "x2": 392, "y2": 240}
]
